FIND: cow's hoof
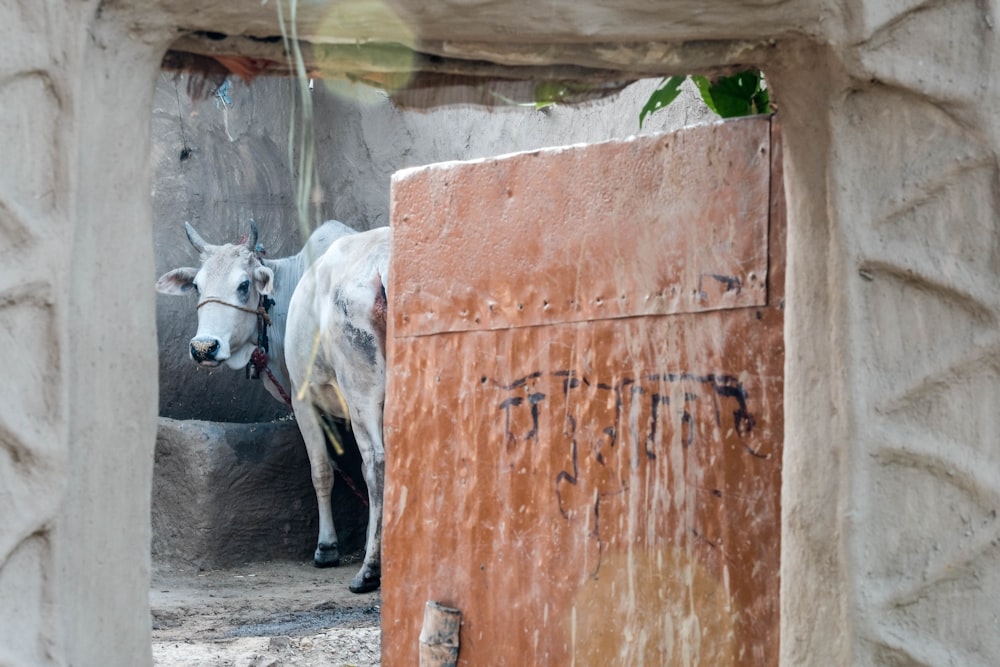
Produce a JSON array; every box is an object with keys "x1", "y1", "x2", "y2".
[
  {"x1": 349, "y1": 567, "x2": 381, "y2": 594},
  {"x1": 314, "y1": 543, "x2": 340, "y2": 568}
]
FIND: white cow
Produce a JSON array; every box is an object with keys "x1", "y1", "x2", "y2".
[
  {"x1": 156, "y1": 220, "x2": 388, "y2": 593},
  {"x1": 285, "y1": 226, "x2": 390, "y2": 594},
  {"x1": 155, "y1": 220, "x2": 354, "y2": 404}
]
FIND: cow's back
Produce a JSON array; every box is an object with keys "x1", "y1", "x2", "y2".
[
  {"x1": 314, "y1": 226, "x2": 390, "y2": 291},
  {"x1": 285, "y1": 226, "x2": 390, "y2": 420},
  {"x1": 300, "y1": 219, "x2": 358, "y2": 269}
]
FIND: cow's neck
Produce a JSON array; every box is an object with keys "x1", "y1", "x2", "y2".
[
  {"x1": 252, "y1": 220, "x2": 355, "y2": 407},
  {"x1": 256, "y1": 255, "x2": 301, "y2": 405}
]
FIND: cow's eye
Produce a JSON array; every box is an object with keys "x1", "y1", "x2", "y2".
[{"x1": 238, "y1": 280, "x2": 250, "y2": 294}]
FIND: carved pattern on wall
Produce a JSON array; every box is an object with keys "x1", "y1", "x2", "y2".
[
  {"x1": 0, "y1": 282, "x2": 64, "y2": 567},
  {"x1": 0, "y1": 534, "x2": 55, "y2": 665},
  {"x1": 847, "y1": 1, "x2": 1000, "y2": 663},
  {"x1": 0, "y1": 3, "x2": 68, "y2": 665}
]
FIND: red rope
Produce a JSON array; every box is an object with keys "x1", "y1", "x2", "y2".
[
  {"x1": 250, "y1": 347, "x2": 293, "y2": 407},
  {"x1": 331, "y1": 460, "x2": 370, "y2": 507}
]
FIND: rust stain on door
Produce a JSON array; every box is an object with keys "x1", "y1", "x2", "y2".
[{"x1": 383, "y1": 117, "x2": 784, "y2": 666}]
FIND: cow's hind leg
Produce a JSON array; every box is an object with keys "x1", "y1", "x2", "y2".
[
  {"x1": 293, "y1": 394, "x2": 340, "y2": 567},
  {"x1": 345, "y1": 405, "x2": 384, "y2": 594}
]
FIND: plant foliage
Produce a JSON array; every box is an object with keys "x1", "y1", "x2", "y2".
[
  {"x1": 638, "y1": 76, "x2": 686, "y2": 128},
  {"x1": 640, "y1": 70, "x2": 770, "y2": 128}
]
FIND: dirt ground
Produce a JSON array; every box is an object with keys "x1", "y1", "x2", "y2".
[{"x1": 151, "y1": 552, "x2": 381, "y2": 667}]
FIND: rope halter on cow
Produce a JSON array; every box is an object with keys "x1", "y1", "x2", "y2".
[
  {"x1": 196, "y1": 296, "x2": 270, "y2": 320},
  {"x1": 194, "y1": 292, "x2": 287, "y2": 397},
  {"x1": 191, "y1": 229, "x2": 293, "y2": 407}
]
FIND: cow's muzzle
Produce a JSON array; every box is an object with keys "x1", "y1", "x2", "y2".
[{"x1": 190, "y1": 337, "x2": 222, "y2": 365}]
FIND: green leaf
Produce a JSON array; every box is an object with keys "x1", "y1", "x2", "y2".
[
  {"x1": 710, "y1": 71, "x2": 759, "y2": 118},
  {"x1": 533, "y1": 81, "x2": 604, "y2": 109},
  {"x1": 690, "y1": 75, "x2": 718, "y2": 114},
  {"x1": 534, "y1": 81, "x2": 569, "y2": 109},
  {"x1": 752, "y1": 87, "x2": 771, "y2": 115},
  {"x1": 638, "y1": 76, "x2": 686, "y2": 128},
  {"x1": 639, "y1": 69, "x2": 770, "y2": 126}
]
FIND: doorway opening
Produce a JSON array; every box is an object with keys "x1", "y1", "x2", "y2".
[{"x1": 149, "y1": 50, "x2": 730, "y2": 662}]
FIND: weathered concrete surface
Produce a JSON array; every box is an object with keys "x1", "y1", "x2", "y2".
[
  {"x1": 152, "y1": 418, "x2": 367, "y2": 568},
  {"x1": 772, "y1": 29, "x2": 1000, "y2": 663},
  {"x1": 112, "y1": 0, "x2": 823, "y2": 71},
  {"x1": 5, "y1": 1, "x2": 1000, "y2": 666},
  {"x1": 0, "y1": 3, "x2": 161, "y2": 666},
  {"x1": 153, "y1": 73, "x2": 712, "y2": 423}
]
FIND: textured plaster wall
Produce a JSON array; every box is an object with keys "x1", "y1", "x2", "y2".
[
  {"x1": 773, "y1": 12, "x2": 1000, "y2": 661},
  {"x1": 152, "y1": 417, "x2": 367, "y2": 567},
  {"x1": 1, "y1": 2, "x2": 162, "y2": 665},
  {"x1": 3, "y1": 0, "x2": 1000, "y2": 666},
  {"x1": 153, "y1": 73, "x2": 711, "y2": 423}
]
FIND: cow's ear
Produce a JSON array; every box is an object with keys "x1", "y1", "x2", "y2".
[
  {"x1": 253, "y1": 265, "x2": 275, "y2": 295},
  {"x1": 156, "y1": 267, "x2": 198, "y2": 295}
]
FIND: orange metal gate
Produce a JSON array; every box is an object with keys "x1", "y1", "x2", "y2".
[{"x1": 384, "y1": 116, "x2": 785, "y2": 665}]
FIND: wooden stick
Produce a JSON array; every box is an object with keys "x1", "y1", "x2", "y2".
[{"x1": 418, "y1": 600, "x2": 462, "y2": 667}]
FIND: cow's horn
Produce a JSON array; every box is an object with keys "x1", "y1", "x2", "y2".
[
  {"x1": 246, "y1": 219, "x2": 258, "y2": 251},
  {"x1": 184, "y1": 222, "x2": 209, "y2": 253}
]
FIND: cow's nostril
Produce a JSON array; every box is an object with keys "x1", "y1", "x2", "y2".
[{"x1": 190, "y1": 338, "x2": 220, "y2": 362}]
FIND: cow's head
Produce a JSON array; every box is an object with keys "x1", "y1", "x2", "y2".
[{"x1": 156, "y1": 222, "x2": 274, "y2": 369}]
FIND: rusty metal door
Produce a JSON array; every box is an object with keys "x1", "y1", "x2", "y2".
[{"x1": 384, "y1": 116, "x2": 784, "y2": 665}]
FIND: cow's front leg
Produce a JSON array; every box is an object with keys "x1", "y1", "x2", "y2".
[{"x1": 294, "y1": 397, "x2": 340, "y2": 567}]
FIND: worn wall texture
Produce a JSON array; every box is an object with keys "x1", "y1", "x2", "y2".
[
  {"x1": 0, "y1": 2, "x2": 161, "y2": 665},
  {"x1": 152, "y1": 73, "x2": 711, "y2": 423},
  {"x1": 152, "y1": 417, "x2": 367, "y2": 567},
  {"x1": 2, "y1": 0, "x2": 999, "y2": 666}
]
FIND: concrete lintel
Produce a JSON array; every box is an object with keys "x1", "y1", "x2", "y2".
[{"x1": 114, "y1": 0, "x2": 823, "y2": 50}]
